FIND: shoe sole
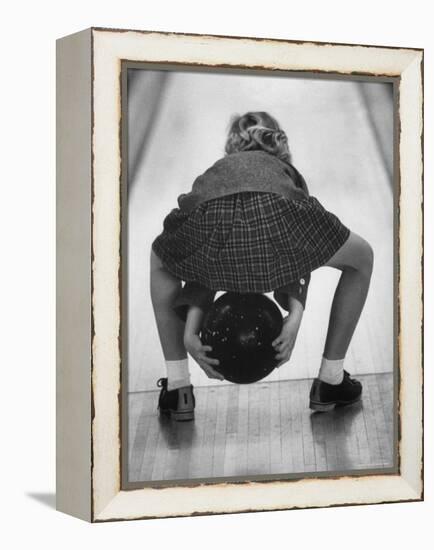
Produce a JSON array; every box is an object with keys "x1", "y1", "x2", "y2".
[
  {"x1": 309, "y1": 395, "x2": 362, "y2": 412},
  {"x1": 159, "y1": 408, "x2": 195, "y2": 422}
]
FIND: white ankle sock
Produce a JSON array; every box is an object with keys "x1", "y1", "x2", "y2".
[
  {"x1": 318, "y1": 357, "x2": 345, "y2": 385},
  {"x1": 165, "y1": 359, "x2": 191, "y2": 390}
]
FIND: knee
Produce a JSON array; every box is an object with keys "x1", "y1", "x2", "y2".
[
  {"x1": 150, "y1": 249, "x2": 164, "y2": 274},
  {"x1": 150, "y1": 250, "x2": 181, "y2": 308},
  {"x1": 358, "y1": 240, "x2": 374, "y2": 279},
  {"x1": 364, "y1": 241, "x2": 374, "y2": 269},
  {"x1": 325, "y1": 231, "x2": 374, "y2": 278}
]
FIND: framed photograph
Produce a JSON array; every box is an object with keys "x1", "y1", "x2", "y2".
[{"x1": 56, "y1": 27, "x2": 423, "y2": 522}]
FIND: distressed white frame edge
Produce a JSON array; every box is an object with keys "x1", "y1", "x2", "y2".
[{"x1": 58, "y1": 28, "x2": 423, "y2": 523}]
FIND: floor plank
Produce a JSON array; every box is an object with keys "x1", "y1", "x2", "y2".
[{"x1": 127, "y1": 373, "x2": 395, "y2": 483}]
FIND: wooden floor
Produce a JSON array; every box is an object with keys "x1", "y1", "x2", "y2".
[{"x1": 127, "y1": 373, "x2": 395, "y2": 483}]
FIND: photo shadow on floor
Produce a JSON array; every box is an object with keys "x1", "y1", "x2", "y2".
[{"x1": 26, "y1": 492, "x2": 56, "y2": 510}]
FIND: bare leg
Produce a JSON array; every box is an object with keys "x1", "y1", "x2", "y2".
[
  {"x1": 150, "y1": 249, "x2": 187, "y2": 360},
  {"x1": 323, "y1": 232, "x2": 374, "y2": 360}
]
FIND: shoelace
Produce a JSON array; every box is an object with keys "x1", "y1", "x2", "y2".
[
  {"x1": 157, "y1": 378, "x2": 167, "y2": 388},
  {"x1": 343, "y1": 371, "x2": 358, "y2": 384}
]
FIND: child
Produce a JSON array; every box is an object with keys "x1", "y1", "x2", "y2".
[{"x1": 150, "y1": 112, "x2": 373, "y2": 420}]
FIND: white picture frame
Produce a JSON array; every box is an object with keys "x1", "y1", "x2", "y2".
[{"x1": 56, "y1": 27, "x2": 423, "y2": 522}]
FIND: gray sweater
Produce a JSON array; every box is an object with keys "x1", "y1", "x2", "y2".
[
  {"x1": 177, "y1": 150, "x2": 309, "y2": 212},
  {"x1": 173, "y1": 151, "x2": 311, "y2": 318}
]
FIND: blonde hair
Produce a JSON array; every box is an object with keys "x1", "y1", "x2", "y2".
[{"x1": 224, "y1": 111, "x2": 291, "y2": 164}]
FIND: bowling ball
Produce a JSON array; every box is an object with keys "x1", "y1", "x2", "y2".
[{"x1": 201, "y1": 293, "x2": 283, "y2": 384}]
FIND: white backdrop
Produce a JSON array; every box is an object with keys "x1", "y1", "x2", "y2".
[{"x1": 1, "y1": 1, "x2": 432, "y2": 549}]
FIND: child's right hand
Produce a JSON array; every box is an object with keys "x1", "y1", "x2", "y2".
[
  {"x1": 272, "y1": 297, "x2": 304, "y2": 367},
  {"x1": 184, "y1": 334, "x2": 224, "y2": 380}
]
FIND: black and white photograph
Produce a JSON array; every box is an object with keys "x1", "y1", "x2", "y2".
[
  {"x1": 123, "y1": 66, "x2": 396, "y2": 485},
  {"x1": 1, "y1": 0, "x2": 429, "y2": 541}
]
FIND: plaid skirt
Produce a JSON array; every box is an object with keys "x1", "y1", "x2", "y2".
[{"x1": 152, "y1": 192, "x2": 350, "y2": 293}]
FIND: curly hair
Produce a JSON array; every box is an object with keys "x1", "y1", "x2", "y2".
[{"x1": 224, "y1": 111, "x2": 292, "y2": 164}]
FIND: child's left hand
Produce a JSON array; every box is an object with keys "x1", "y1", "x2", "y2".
[{"x1": 272, "y1": 299, "x2": 304, "y2": 367}]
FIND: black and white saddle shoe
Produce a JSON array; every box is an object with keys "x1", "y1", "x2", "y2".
[
  {"x1": 157, "y1": 377, "x2": 195, "y2": 421},
  {"x1": 309, "y1": 371, "x2": 362, "y2": 412}
]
